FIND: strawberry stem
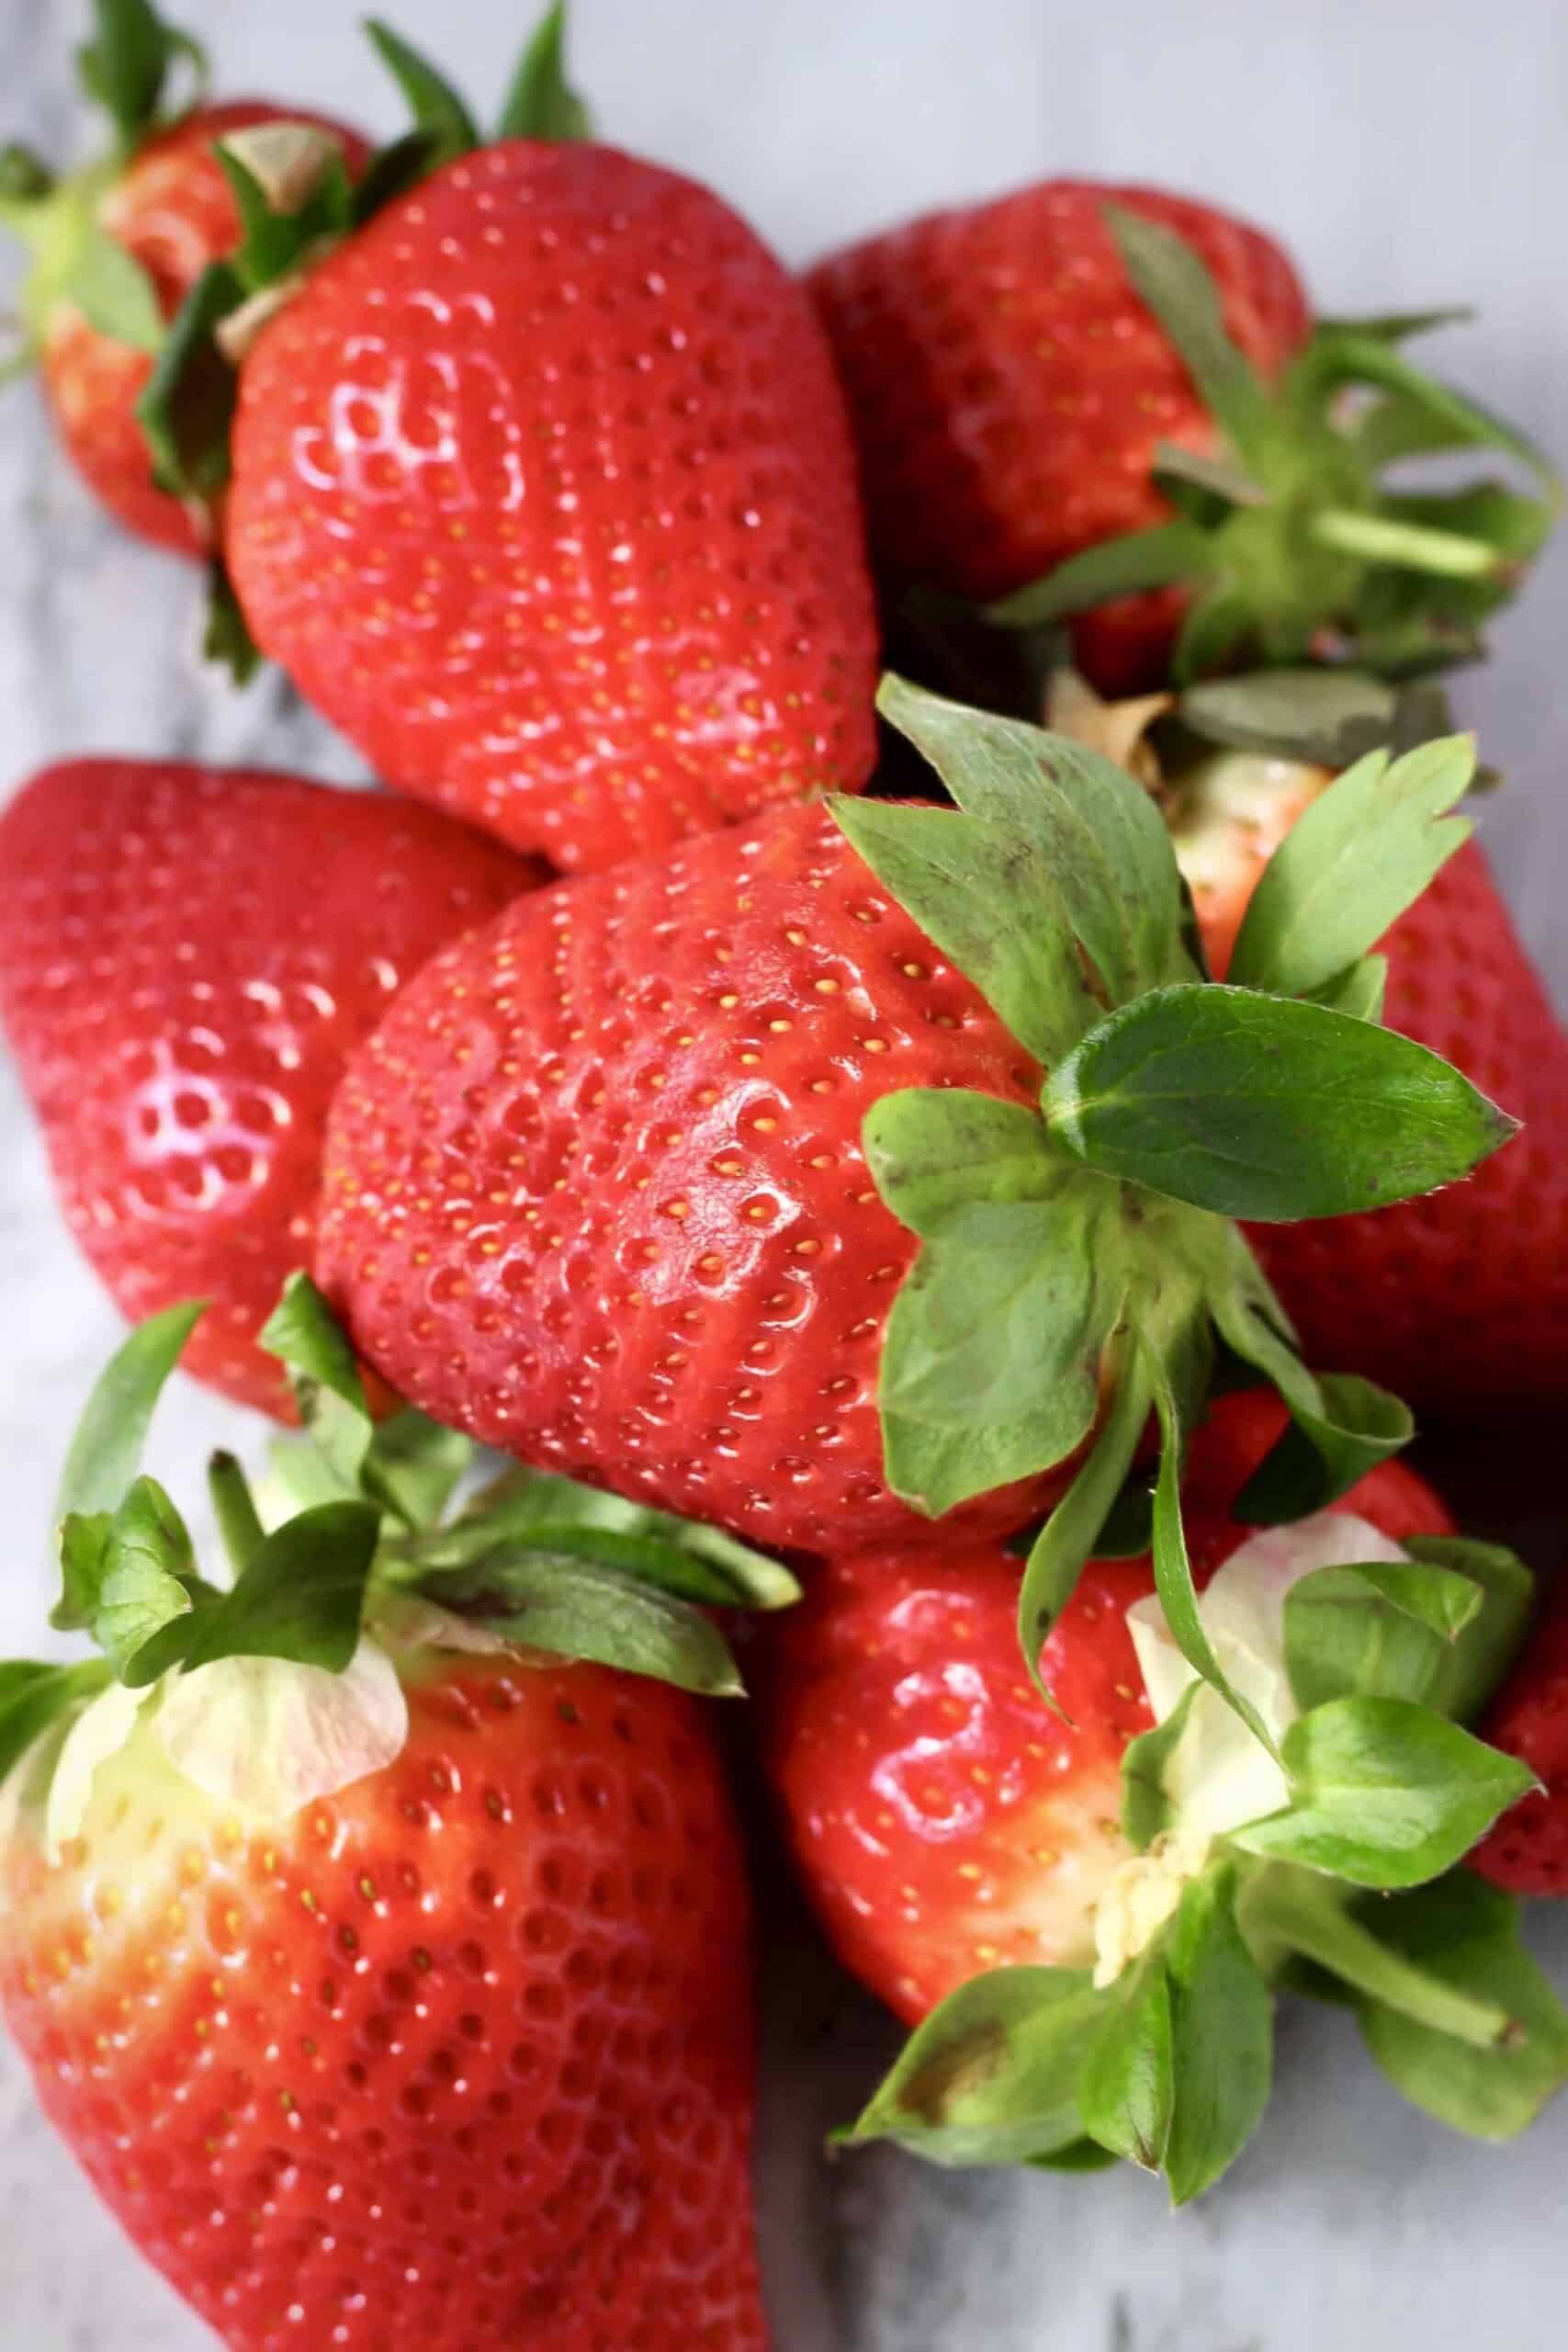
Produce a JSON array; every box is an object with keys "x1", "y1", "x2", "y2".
[
  {"x1": 1311, "y1": 508, "x2": 1505, "y2": 580},
  {"x1": 208, "y1": 1450, "x2": 265, "y2": 1577}
]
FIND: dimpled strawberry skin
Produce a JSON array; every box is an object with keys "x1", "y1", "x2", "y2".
[
  {"x1": 0, "y1": 760, "x2": 533, "y2": 1417},
  {"x1": 317, "y1": 797, "x2": 1055, "y2": 1556},
  {"x1": 1472, "y1": 1591, "x2": 1568, "y2": 1895},
  {"x1": 42, "y1": 104, "x2": 369, "y2": 555},
  {"x1": 808, "y1": 179, "x2": 1310, "y2": 607},
  {"x1": 1249, "y1": 841, "x2": 1568, "y2": 1415},
  {"x1": 0, "y1": 1657, "x2": 765, "y2": 2350},
  {"x1": 226, "y1": 142, "x2": 880, "y2": 875}
]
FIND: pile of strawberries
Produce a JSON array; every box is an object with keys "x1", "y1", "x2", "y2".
[{"x1": 3, "y1": 4, "x2": 1567, "y2": 2346}]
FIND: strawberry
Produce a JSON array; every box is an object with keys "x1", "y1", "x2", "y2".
[
  {"x1": 810, "y1": 180, "x2": 1551, "y2": 689},
  {"x1": 1047, "y1": 670, "x2": 1568, "y2": 1419},
  {"x1": 1471, "y1": 1590, "x2": 1568, "y2": 1895},
  {"x1": 1, "y1": 3, "x2": 366, "y2": 552},
  {"x1": 763, "y1": 1392, "x2": 1454, "y2": 2024},
  {"x1": 1, "y1": 1296, "x2": 784, "y2": 2347},
  {"x1": 315, "y1": 680, "x2": 1510, "y2": 1583},
  {"x1": 145, "y1": 17, "x2": 879, "y2": 872},
  {"x1": 0, "y1": 757, "x2": 535, "y2": 1418}
]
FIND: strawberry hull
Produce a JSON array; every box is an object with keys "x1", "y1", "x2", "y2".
[{"x1": 226, "y1": 141, "x2": 881, "y2": 874}]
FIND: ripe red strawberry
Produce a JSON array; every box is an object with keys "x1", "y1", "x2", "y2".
[
  {"x1": 1470, "y1": 1589, "x2": 1568, "y2": 1895},
  {"x1": 221, "y1": 137, "x2": 879, "y2": 871},
  {"x1": 1163, "y1": 739, "x2": 1568, "y2": 1418},
  {"x1": 763, "y1": 1392, "x2": 1454, "y2": 2025},
  {"x1": 1, "y1": 1645, "x2": 765, "y2": 2349},
  {"x1": 809, "y1": 180, "x2": 1308, "y2": 680},
  {"x1": 0, "y1": 758, "x2": 534, "y2": 1417},
  {"x1": 317, "y1": 796, "x2": 1052, "y2": 1557},
  {"x1": 3, "y1": 0, "x2": 367, "y2": 558}
]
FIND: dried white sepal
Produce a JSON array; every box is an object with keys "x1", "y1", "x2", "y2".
[
  {"x1": 219, "y1": 122, "x2": 344, "y2": 214},
  {"x1": 1093, "y1": 1825, "x2": 1213, "y2": 1989},
  {"x1": 1125, "y1": 1510, "x2": 1408, "y2": 1845},
  {"x1": 43, "y1": 1679, "x2": 151, "y2": 1863},
  {"x1": 154, "y1": 1639, "x2": 408, "y2": 1818}
]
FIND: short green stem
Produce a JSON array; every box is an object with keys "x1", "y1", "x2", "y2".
[
  {"x1": 1312, "y1": 508, "x2": 1502, "y2": 581},
  {"x1": 1240, "y1": 1863, "x2": 1510, "y2": 2048},
  {"x1": 208, "y1": 1450, "x2": 266, "y2": 1577}
]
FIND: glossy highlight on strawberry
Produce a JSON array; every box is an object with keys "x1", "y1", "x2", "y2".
[
  {"x1": 0, "y1": 759, "x2": 534, "y2": 1416},
  {"x1": 226, "y1": 141, "x2": 880, "y2": 872}
]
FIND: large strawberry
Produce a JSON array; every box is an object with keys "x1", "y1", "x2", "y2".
[
  {"x1": 810, "y1": 180, "x2": 1551, "y2": 689},
  {"x1": 763, "y1": 1389, "x2": 1455, "y2": 2021},
  {"x1": 1, "y1": 1295, "x2": 790, "y2": 2347},
  {"x1": 1471, "y1": 1589, "x2": 1568, "y2": 1895},
  {"x1": 1046, "y1": 667, "x2": 1568, "y2": 1419},
  {"x1": 317, "y1": 679, "x2": 1509, "y2": 1613},
  {"x1": 140, "y1": 12, "x2": 879, "y2": 871},
  {"x1": 0, "y1": 0, "x2": 365, "y2": 553},
  {"x1": 766, "y1": 1389, "x2": 1563, "y2": 2197},
  {"x1": 0, "y1": 756, "x2": 534, "y2": 1417}
]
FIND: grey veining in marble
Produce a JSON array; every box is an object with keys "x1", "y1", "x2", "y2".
[{"x1": 2, "y1": 0, "x2": 1567, "y2": 2345}]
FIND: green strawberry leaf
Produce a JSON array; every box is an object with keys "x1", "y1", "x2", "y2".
[
  {"x1": 1231, "y1": 1697, "x2": 1537, "y2": 1887},
  {"x1": 1175, "y1": 669, "x2": 1459, "y2": 769},
  {"x1": 259, "y1": 1272, "x2": 375, "y2": 1494},
  {"x1": 832, "y1": 797, "x2": 1094, "y2": 1065},
  {"x1": 348, "y1": 129, "x2": 445, "y2": 228},
  {"x1": 208, "y1": 1450, "x2": 265, "y2": 1577},
  {"x1": 365, "y1": 20, "x2": 481, "y2": 158},
  {"x1": 78, "y1": 0, "x2": 206, "y2": 152},
  {"x1": 1226, "y1": 737, "x2": 1474, "y2": 1000},
  {"x1": 1403, "y1": 1537, "x2": 1535, "y2": 1724},
  {"x1": 1028, "y1": 2137, "x2": 1120, "y2": 2173},
  {"x1": 1352, "y1": 1875, "x2": 1568, "y2": 2141},
  {"x1": 136, "y1": 256, "x2": 243, "y2": 498},
  {"x1": 201, "y1": 562, "x2": 263, "y2": 685},
  {"x1": 136, "y1": 1498, "x2": 382, "y2": 1682},
  {"x1": 1043, "y1": 983, "x2": 1517, "y2": 1221},
  {"x1": 94, "y1": 1473, "x2": 210, "y2": 1683},
  {"x1": 362, "y1": 1410, "x2": 473, "y2": 1532},
  {"x1": 1122, "y1": 1680, "x2": 1203, "y2": 1850},
  {"x1": 423, "y1": 1464, "x2": 799, "y2": 1611},
  {"x1": 1103, "y1": 204, "x2": 1276, "y2": 463},
  {"x1": 0, "y1": 1659, "x2": 114, "y2": 1786},
  {"x1": 1248, "y1": 1864, "x2": 1512, "y2": 2047},
  {"x1": 1217, "y1": 1341, "x2": 1413, "y2": 1526},
  {"x1": 873, "y1": 678, "x2": 1194, "y2": 1010},
  {"x1": 1283, "y1": 1558, "x2": 1484, "y2": 1714},
  {"x1": 423, "y1": 1551, "x2": 746, "y2": 1697},
  {"x1": 840, "y1": 1966, "x2": 1104, "y2": 2167},
  {"x1": 861, "y1": 1089, "x2": 1066, "y2": 1234},
  {"x1": 54, "y1": 1512, "x2": 115, "y2": 1637},
  {"x1": 1079, "y1": 1951, "x2": 1174, "y2": 2170},
  {"x1": 1301, "y1": 956, "x2": 1387, "y2": 1023},
  {"x1": 1302, "y1": 327, "x2": 1557, "y2": 486},
  {"x1": 987, "y1": 519, "x2": 1214, "y2": 630},
  {"x1": 873, "y1": 1189, "x2": 1115, "y2": 1520},
  {"x1": 1016, "y1": 1345, "x2": 1152, "y2": 1701},
  {"x1": 63, "y1": 225, "x2": 164, "y2": 352},
  {"x1": 497, "y1": 1, "x2": 595, "y2": 141},
  {"x1": 53, "y1": 1297, "x2": 205, "y2": 1533},
  {"x1": 1160, "y1": 1862, "x2": 1273, "y2": 2204},
  {"x1": 216, "y1": 138, "x2": 355, "y2": 292}
]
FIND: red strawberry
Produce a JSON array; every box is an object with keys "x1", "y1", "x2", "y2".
[
  {"x1": 1157, "y1": 734, "x2": 1568, "y2": 1418},
  {"x1": 809, "y1": 180, "x2": 1308, "y2": 681},
  {"x1": 316, "y1": 796, "x2": 1053, "y2": 1557},
  {"x1": 763, "y1": 1392, "x2": 1454, "y2": 2025},
  {"x1": 811, "y1": 180, "x2": 1550, "y2": 690},
  {"x1": 2, "y1": 0, "x2": 367, "y2": 558},
  {"x1": 1470, "y1": 1589, "x2": 1568, "y2": 1895},
  {"x1": 0, "y1": 759, "x2": 535, "y2": 1416},
  {"x1": 222, "y1": 138, "x2": 879, "y2": 871},
  {"x1": 1, "y1": 1644, "x2": 766, "y2": 2348}
]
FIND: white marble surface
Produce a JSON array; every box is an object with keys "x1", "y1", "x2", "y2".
[{"x1": 3, "y1": 0, "x2": 1567, "y2": 2344}]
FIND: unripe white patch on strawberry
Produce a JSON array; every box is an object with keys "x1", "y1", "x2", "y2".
[
  {"x1": 156, "y1": 1641, "x2": 408, "y2": 1817},
  {"x1": 45, "y1": 1679, "x2": 148, "y2": 1864},
  {"x1": 1166, "y1": 752, "x2": 1329, "y2": 932},
  {"x1": 1092, "y1": 1510, "x2": 1408, "y2": 1986}
]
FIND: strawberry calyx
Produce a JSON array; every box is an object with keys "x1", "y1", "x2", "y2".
[
  {"x1": 0, "y1": 0, "x2": 207, "y2": 375},
  {"x1": 987, "y1": 208, "x2": 1559, "y2": 683},
  {"x1": 1, "y1": 1279, "x2": 796, "y2": 1845},
  {"x1": 840, "y1": 1510, "x2": 1562, "y2": 2198},
  {"x1": 839, "y1": 677, "x2": 1516, "y2": 1721}
]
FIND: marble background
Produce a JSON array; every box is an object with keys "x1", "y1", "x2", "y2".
[{"x1": 2, "y1": 0, "x2": 1566, "y2": 2344}]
